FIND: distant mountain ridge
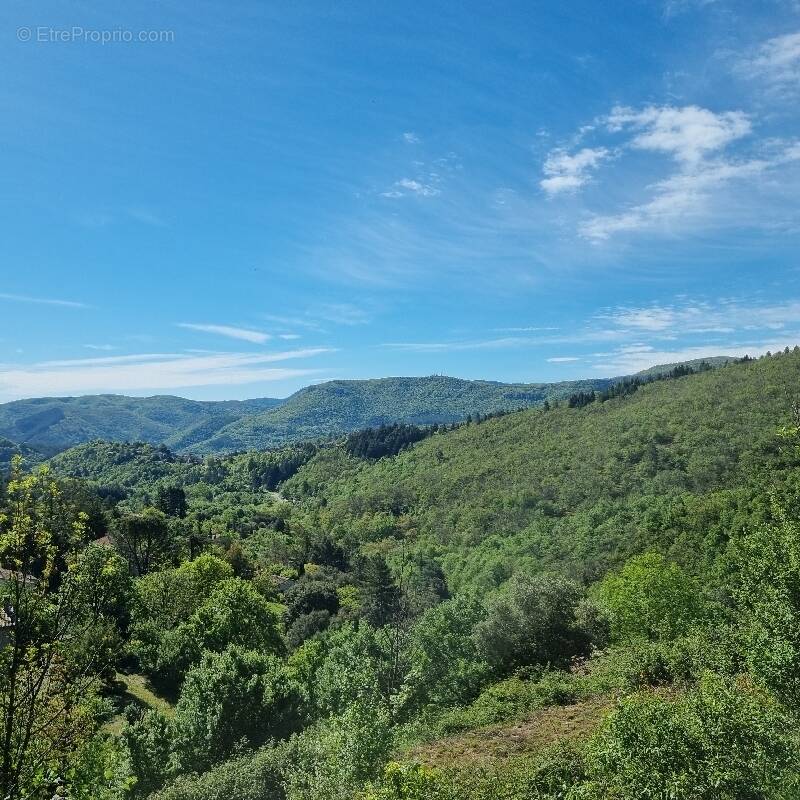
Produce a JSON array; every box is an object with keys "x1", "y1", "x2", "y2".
[
  {"x1": 0, "y1": 375, "x2": 616, "y2": 457},
  {"x1": 0, "y1": 394, "x2": 281, "y2": 460},
  {"x1": 0, "y1": 360, "x2": 743, "y2": 459}
]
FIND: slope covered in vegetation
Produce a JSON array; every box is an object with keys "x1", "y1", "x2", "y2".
[
  {"x1": 0, "y1": 375, "x2": 615, "y2": 457},
  {"x1": 282, "y1": 350, "x2": 800, "y2": 589},
  {"x1": 184, "y1": 375, "x2": 617, "y2": 453},
  {"x1": 0, "y1": 394, "x2": 280, "y2": 456},
  {"x1": 6, "y1": 350, "x2": 800, "y2": 800}
]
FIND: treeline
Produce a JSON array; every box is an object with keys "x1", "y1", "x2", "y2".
[{"x1": 568, "y1": 360, "x2": 716, "y2": 409}]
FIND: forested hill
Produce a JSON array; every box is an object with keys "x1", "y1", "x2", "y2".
[
  {"x1": 0, "y1": 374, "x2": 615, "y2": 458},
  {"x1": 0, "y1": 394, "x2": 281, "y2": 459},
  {"x1": 14, "y1": 348, "x2": 800, "y2": 799},
  {"x1": 186, "y1": 375, "x2": 616, "y2": 453},
  {"x1": 281, "y1": 349, "x2": 800, "y2": 591}
]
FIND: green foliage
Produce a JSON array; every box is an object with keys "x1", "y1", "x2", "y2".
[
  {"x1": 148, "y1": 745, "x2": 286, "y2": 800},
  {"x1": 3, "y1": 376, "x2": 616, "y2": 458},
  {"x1": 733, "y1": 503, "x2": 800, "y2": 703},
  {"x1": 0, "y1": 462, "x2": 128, "y2": 799},
  {"x1": 0, "y1": 395, "x2": 279, "y2": 456},
  {"x1": 8, "y1": 355, "x2": 800, "y2": 798},
  {"x1": 139, "y1": 576, "x2": 284, "y2": 690},
  {"x1": 196, "y1": 375, "x2": 614, "y2": 454},
  {"x1": 283, "y1": 353, "x2": 800, "y2": 593},
  {"x1": 404, "y1": 596, "x2": 489, "y2": 712},
  {"x1": 594, "y1": 552, "x2": 707, "y2": 643},
  {"x1": 473, "y1": 573, "x2": 590, "y2": 674},
  {"x1": 172, "y1": 645, "x2": 300, "y2": 773},
  {"x1": 111, "y1": 507, "x2": 180, "y2": 575},
  {"x1": 434, "y1": 671, "x2": 579, "y2": 735},
  {"x1": 580, "y1": 673, "x2": 798, "y2": 799},
  {"x1": 362, "y1": 745, "x2": 587, "y2": 800},
  {"x1": 121, "y1": 708, "x2": 173, "y2": 798}
]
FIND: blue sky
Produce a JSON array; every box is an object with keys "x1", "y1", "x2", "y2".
[{"x1": 1, "y1": 0, "x2": 799, "y2": 401}]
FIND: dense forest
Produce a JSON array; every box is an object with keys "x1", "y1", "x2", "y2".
[
  {"x1": 0, "y1": 375, "x2": 620, "y2": 460},
  {"x1": 3, "y1": 350, "x2": 800, "y2": 799}
]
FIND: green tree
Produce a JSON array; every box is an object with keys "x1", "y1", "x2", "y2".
[
  {"x1": 405, "y1": 596, "x2": 489, "y2": 712},
  {"x1": 582, "y1": 673, "x2": 797, "y2": 799},
  {"x1": 0, "y1": 462, "x2": 125, "y2": 799},
  {"x1": 120, "y1": 709, "x2": 173, "y2": 799},
  {"x1": 733, "y1": 500, "x2": 800, "y2": 703},
  {"x1": 156, "y1": 486, "x2": 187, "y2": 519},
  {"x1": 358, "y1": 555, "x2": 401, "y2": 628},
  {"x1": 151, "y1": 577, "x2": 285, "y2": 690},
  {"x1": 595, "y1": 552, "x2": 706, "y2": 643},
  {"x1": 110, "y1": 508, "x2": 178, "y2": 576},
  {"x1": 171, "y1": 646, "x2": 299, "y2": 773},
  {"x1": 472, "y1": 572, "x2": 589, "y2": 674}
]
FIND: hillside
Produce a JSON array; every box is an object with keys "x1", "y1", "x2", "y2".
[
  {"x1": 17, "y1": 350, "x2": 800, "y2": 800},
  {"x1": 186, "y1": 375, "x2": 616, "y2": 453},
  {"x1": 0, "y1": 375, "x2": 615, "y2": 457},
  {"x1": 0, "y1": 436, "x2": 45, "y2": 470},
  {"x1": 0, "y1": 394, "x2": 280, "y2": 457},
  {"x1": 281, "y1": 351, "x2": 800, "y2": 590}
]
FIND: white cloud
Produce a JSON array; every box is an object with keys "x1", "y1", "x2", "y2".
[
  {"x1": 278, "y1": 333, "x2": 301, "y2": 340},
  {"x1": 0, "y1": 292, "x2": 88, "y2": 309},
  {"x1": 547, "y1": 356, "x2": 580, "y2": 362},
  {"x1": 600, "y1": 299, "x2": 800, "y2": 336},
  {"x1": 0, "y1": 349, "x2": 333, "y2": 401},
  {"x1": 84, "y1": 344, "x2": 117, "y2": 351},
  {"x1": 260, "y1": 313, "x2": 322, "y2": 331},
  {"x1": 382, "y1": 177, "x2": 441, "y2": 198},
  {"x1": 741, "y1": 31, "x2": 800, "y2": 89},
  {"x1": 541, "y1": 147, "x2": 609, "y2": 195},
  {"x1": 581, "y1": 140, "x2": 800, "y2": 241},
  {"x1": 606, "y1": 105, "x2": 751, "y2": 165},
  {"x1": 381, "y1": 337, "x2": 529, "y2": 353},
  {"x1": 403, "y1": 132, "x2": 420, "y2": 144},
  {"x1": 177, "y1": 323, "x2": 272, "y2": 344},
  {"x1": 495, "y1": 326, "x2": 560, "y2": 333}
]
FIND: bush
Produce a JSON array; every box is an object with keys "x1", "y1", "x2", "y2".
[
  {"x1": 473, "y1": 573, "x2": 590, "y2": 674},
  {"x1": 580, "y1": 672, "x2": 798, "y2": 799},
  {"x1": 171, "y1": 646, "x2": 301, "y2": 773},
  {"x1": 149, "y1": 745, "x2": 286, "y2": 800},
  {"x1": 594, "y1": 552, "x2": 706, "y2": 644},
  {"x1": 434, "y1": 671, "x2": 577, "y2": 735}
]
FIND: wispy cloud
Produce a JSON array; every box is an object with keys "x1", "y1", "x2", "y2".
[
  {"x1": 591, "y1": 340, "x2": 797, "y2": 374},
  {"x1": 382, "y1": 177, "x2": 441, "y2": 198},
  {"x1": 599, "y1": 299, "x2": 800, "y2": 335},
  {"x1": 0, "y1": 292, "x2": 88, "y2": 309},
  {"x1": 403, "y1": 132, "x2": 420, "y2": 144},
  {"x1": 84, "y1": 344, "x2": 117, "y2": 351},
  {"x1": 0, "y1": 348, "x2": 334, "y2": 401},
  {"x1": 177, "y1": 323, "x2": 272, "y2": 344},
  {"x1": 569, "y1": 102, "x2": 800, "y2": 241},
  {"x1": 380, "y1": 337, "x2": 529, "y2": 353},
  {"x1": 547, "y1": 356, "x2": 580, "y2": 363},
  {"x1": 495, "y1": 326, "x2": 560, "y2": 333},
  {"x1": 606, "y1": 105, "x2": 751, "y2": 165},
  {"x1": 541, "y1": 147, "x2": 610, "y2": 195},
  {"x1": 739, "y1": 30, "x2": 800, "y2": 90},
  {"x1": 260, "y1": 314, "x2": 322, "y2": 332}
]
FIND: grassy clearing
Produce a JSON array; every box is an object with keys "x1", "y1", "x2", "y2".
[
  {"x1": 103, "y1": 672, "x2": 175, "y2": 735},
  {"x1": 408, "y1": 694, "x2": 611, "y2": 767}
]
